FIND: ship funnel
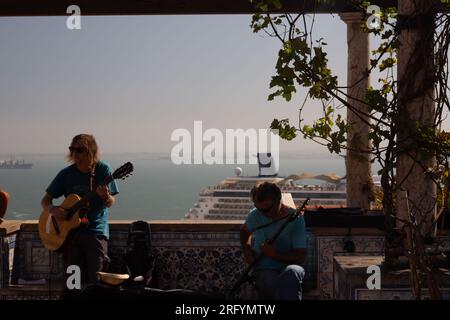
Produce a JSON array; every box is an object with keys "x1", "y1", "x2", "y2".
[{"x1": 257, "y1": 153, "x2": 279, "y2": 177}]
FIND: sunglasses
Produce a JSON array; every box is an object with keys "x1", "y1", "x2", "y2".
[
  {"x1": 255, "y1": 200, "x2": 279, "y2": 213},
  {"x1": 69, "y1": 146, "x2": 87, "y2": 154}
]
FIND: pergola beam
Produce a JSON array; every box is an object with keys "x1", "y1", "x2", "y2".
[{"x1": 0, "y1": 0, "x2": 398, "y2": 16}]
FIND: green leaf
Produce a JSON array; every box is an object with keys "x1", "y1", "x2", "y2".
[{"x1": 271, "y1": 119, "x2": 297, "y2": 141}]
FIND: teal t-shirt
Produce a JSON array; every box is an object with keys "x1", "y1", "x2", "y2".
[
  {"x1": 45, "y1": 160, "x2": 119, "y2": 240},
  {"x1": 245, "y1": 207, "x2": 307, "y2": 272}
]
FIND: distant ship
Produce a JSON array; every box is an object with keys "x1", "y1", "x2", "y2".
[
  {"x1": 185, "y1": 153, "x2": 351, "y2": 220},
  {"x1": 0, "y1": 157, "x2": 33, "y2": 169}
]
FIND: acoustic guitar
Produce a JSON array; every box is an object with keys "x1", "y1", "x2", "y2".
[{"x1": 38, "y1": 162, "x2": 133, "y2": 252}]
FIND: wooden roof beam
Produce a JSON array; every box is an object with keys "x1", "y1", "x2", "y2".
[{"x1": 0, "y1": 0, "x2": 399, "y2": 17}]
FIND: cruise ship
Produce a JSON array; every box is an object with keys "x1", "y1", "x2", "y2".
[{"x1": 185, "y1": 154, "x2": 348, "y2": 220}]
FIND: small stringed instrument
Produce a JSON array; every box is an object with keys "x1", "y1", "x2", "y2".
[{"x1": 38, "y1": 162, "x2": 133, "y2": 252}]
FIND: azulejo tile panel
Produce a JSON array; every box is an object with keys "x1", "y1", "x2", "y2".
[
  {"x1": 6, "y1": 227, "x2": 446, "y2": 299},
  {"x1": 97, "y1": 231, "x2": 255, "y2": 298},
  {"x1": 1, "y1": 234, "x2": 16, "y2": 287},
  {"x1": 152, "y1": 246, "x2": 244, "y2": 294},
  {"x1": 317, "y1": 236, "x2": 384, "y2": 299}
]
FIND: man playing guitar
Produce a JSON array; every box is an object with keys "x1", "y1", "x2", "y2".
[{"x1": 41, "y1": 134, "x2": 119, "y2": 288}]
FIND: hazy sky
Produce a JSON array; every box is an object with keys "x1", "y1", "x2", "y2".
[{"x1": 0, "y1": 14, "x2": 351, "y2": 155}]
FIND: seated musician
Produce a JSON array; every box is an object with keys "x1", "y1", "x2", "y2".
[{"x1": 239, "y1": 182, "x2": 307, "y2": 300}]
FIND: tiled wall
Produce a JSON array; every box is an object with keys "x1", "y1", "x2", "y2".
[
  {"x1": 1, "y1": 222, "x2": 395, "y2": 300},
  {"x1": 9, "y1": 227, "x2": 252, "y2": 298},
  {"x1": 10, "y1": 230, "x2": 63, "y2": 284},
  {"x1": 7, "y1": 225, "x2": 319, "y2": 299},
  {"x1": 317, "y1": 235, "x2": 384, "y2": 299},
  {"x1": 107, "y1": 229, "x2": 255, "y2": 298},
  {"x1": 0, "y1": 233, "x2": 17, "y2": 288},
  {"x1": 354, "y1": 288, "x2": 450, "y2": 300},
  {"x1": 333, "y1": 237, "x2": 450, "y2": 300}
]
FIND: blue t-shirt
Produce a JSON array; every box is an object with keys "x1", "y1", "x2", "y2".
[
  {"x1": 245, "y1": 207, "x2": 307, "y2": 272},
  {"x1": 45, "y1": 160, "x2": 119, "y2": 240}
]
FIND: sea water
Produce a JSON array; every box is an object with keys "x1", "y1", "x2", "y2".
[{"x1": 0, "y1": 152, "x2": 349, "y2": 220}]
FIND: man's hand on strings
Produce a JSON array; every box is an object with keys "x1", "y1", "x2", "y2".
[
  {"x1": 96, "y1": 185, "x2": 115, "y2": 207},
  {"x1": 96, "y1": 185, "x2": 110, "y2": 201},
  {"x1": 50, "y1": 206, "x2": 67, "y2": 220}
]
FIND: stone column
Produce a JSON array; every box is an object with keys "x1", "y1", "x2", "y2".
[
  {"x1": 396, "y1": 0, "x2": 436, "y2": 237},
  {"x1": 339, "y1": 12, "x2": 372, "y2": 210}
]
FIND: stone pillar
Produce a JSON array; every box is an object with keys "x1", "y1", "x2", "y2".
[
  {"x1": 396, "y1": 0, "x2": 436, "y2": 237},
  {"x1": 339, "y1": 12, "x2": 372, "y2": 210}
]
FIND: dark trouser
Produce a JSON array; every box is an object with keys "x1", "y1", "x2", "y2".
[
  {"x1": 63, "y1": 232, "x2": 108, "y2": 286},
  {"x1": 253, "y1": 265, "x2": 305, "y2": 300}
]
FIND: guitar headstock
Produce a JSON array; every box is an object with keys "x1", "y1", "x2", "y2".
[{"x1": 112, "y1": 162, "x2": 134, "y2": 180}]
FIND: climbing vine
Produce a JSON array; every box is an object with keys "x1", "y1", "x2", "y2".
[{"x1": 250, "y1": 0, "x2": 450, "y2": 299}]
